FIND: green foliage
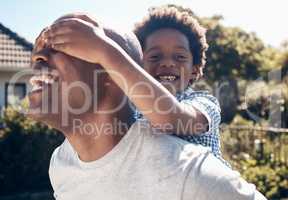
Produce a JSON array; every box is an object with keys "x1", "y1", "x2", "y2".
[
  {"x1": 237, "y1": 157, "x2": 288, "y2": 199},
  {"x1": 279, "y1": 48, "x2": 288, "y2": 79},
  {"x1": 205, "y1": 23, "x2": 269, "y2": 82},
  {"x1": 221, "y1": 115, "x2": 257, "y2": 157},
  {"x1": 0, "y1": 107, "x2": 64, "y2": 195},
  {"x1": 221, "y1": 114, "x2": 288, "y2": 199}
]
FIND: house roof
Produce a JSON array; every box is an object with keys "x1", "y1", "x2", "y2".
[{"x1": 0, "y1": 23, "x2": 33, "y2": 71}]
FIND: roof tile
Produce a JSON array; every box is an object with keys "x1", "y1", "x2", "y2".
[{"x1": 0, "y1": 23, "x2": 33, "y2": 70}]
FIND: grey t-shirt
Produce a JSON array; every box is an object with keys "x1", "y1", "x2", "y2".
[{"x1": 49, "y1": 120, "x2": 266, "y2": 200}]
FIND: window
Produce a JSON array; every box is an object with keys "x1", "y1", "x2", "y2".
[{"x1": 5, "y1": 83, "x2": 26, "y2": 107}]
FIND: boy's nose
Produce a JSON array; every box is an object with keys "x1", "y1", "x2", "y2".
[{"x1": 160, "y1": 58, "x2": 176, "y2": 68}]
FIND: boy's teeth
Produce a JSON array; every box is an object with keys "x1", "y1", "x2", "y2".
[{"x1": 159, "y1": 75, "x2": 176, "y2": 81}]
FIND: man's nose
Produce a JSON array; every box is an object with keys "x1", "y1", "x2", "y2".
[
  {"x1": 31, "y1": 49, "x2": 53, "y2": 70},
  {"x1": 31, "y1": 48, "x2": 50, "y2": 64}
]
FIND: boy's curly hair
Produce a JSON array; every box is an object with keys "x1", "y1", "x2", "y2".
[{"x1": 134, "y1": 5, "x2": 208, "y2": 70}]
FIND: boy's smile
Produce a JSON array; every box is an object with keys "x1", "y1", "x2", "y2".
[{"x1": 143, "y1": 28, "x2": 194, "y2": 94}]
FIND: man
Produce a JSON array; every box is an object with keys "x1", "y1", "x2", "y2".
[{"x1": 27, "y1": 13, "x2": 266, "y2": 200}]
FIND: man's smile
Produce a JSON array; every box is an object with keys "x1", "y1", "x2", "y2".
[{"x1": 29, "y1": 71, "x2": 59, "y2": 93}]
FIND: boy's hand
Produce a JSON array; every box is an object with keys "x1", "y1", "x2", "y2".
[{"x1": 43, "y1": 17, "x2": 107, "y2": 64}]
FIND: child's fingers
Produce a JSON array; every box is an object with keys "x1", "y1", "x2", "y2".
[
  {"x1": 50, "y1": 43, "x2": 70, "y2": 53},
  {"x1": 44, "y1": 24, "x2": 72, "y2": 38},
  {"x1": 43, "y1": 19, "x2": 79, "y2": 38},
  {"x1": 35, "y1": 27, "x2": 49, "y2": 46},
  {"x1": 45, "y1": 18, "x2": 93, "y2": 38},
  {"x1": 33, "y1": 27, "x2": 49, "y2": 53},
  {"x1": 47, "y1": 34, "x2": 72, "y2": 45},
  {"x1": 67, "y1": 13, "x2": 101, "y2": 27}
]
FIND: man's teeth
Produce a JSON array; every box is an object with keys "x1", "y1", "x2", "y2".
[
  {"x1": 30, "y1": 74, "x2": 57, "y2": 86},
  {"x1": 29, "y1": 74, "x2": 59, "y2": 92},
  {"x1": 158, "y1": 75, "x2": 177, "y2": 81},
  {"x1": 43, "y1": 78, "x2": 54, "y2": 84},
  {"x1": 31, "y1": 84, "x2": 42, "y2": 92}
]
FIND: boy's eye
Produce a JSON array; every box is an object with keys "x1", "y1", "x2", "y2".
[
  {"x1": 175, "y1": 54, "x2": 188, "y2": 62},
  {"x1": 148, "y1": 54, "x2": 161, "y2": 62}
]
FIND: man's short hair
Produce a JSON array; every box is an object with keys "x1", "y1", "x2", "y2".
[
  {"x1": 134, "y1": 5, "x2": 208, "y2": 68},
  {"x1": 104, "y1": 27, "x2": 143, "y2": 65}
]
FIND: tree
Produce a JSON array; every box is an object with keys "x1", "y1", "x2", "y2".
[{"x1": 0, "y1": 107, "x2": 64, "y2": 195}]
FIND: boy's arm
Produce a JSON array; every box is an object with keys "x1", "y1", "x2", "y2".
[
  {"x1": 45, "y1": 16, "x2": 208, "y2": 134},
  {"x1": 181, "y1": 94, "x2": 221, "y2": 134}
]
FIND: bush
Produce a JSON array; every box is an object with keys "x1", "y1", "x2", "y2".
[
  {"x1": 0, "y1": 107, "x2": 64, "y2": 195},
  {"x1": 221, "y1": 115, "x2": 288, "y2": 199},
  {"x1": 238, "y1": 157, "x2": 288, "y2": 199}
]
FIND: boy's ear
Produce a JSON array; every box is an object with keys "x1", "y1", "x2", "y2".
[
  {"x1": 192, "y1": 64, "x2": 203, "y2": 78},
  {"x1": 189, "y1": 64, "x2": 204, "y2": 85}
]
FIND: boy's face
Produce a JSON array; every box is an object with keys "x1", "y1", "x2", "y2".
[{"x1": 143, "y1": 28, "x2": 195, "y2": 95}]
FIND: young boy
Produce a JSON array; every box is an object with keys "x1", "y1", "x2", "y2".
[
  {"x1": 133, "y1": 5, "x2": 229, "y2": 165},
  {"x1": 43, "y1": 8, "x2": 228, "y2": 165}
]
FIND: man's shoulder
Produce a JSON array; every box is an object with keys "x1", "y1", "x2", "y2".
[
  {"x1": 50, "y1": 139, "x2": 75, "y2": 163},
  {"x1": 49, "y1": 139, "x2": 76, "y2": 176},
  {"x1": 49, "y1": 139, "x2": 77, "y2": 190},
  {"x1": 182, "y1": 153, "x2": 267, "y2": 200},
  {"x1": 136, "y1": 120, "x2": 212, "y2": 177},
  {"x1": 153, "y1": 135, "x2": 211, "y2": 177},
  {"x1": 150, "y1": 133, "x2": 210, "y2": 160}
]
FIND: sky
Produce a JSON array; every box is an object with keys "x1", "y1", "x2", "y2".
[{"x1": 0, "y1": 0, "x2": 287, "y2": 47}]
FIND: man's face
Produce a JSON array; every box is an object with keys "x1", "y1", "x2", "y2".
[{"x1": 28, "y1": 28, "x2": 107, "y2": 126}]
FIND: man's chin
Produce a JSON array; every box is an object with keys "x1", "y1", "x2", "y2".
[
  {"x1": 26, "y1": 95, "x2": 55, "y2": 123},
  {"x1": 26, "y1": 109, "x2": 62, "y2": 129},
  {"x1": 27, "y1": 89, "x2": 43, "y2": 107},
  {"x1": 26, "y1": 108, "x2": 48, "y2": 122}
]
